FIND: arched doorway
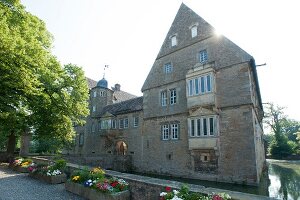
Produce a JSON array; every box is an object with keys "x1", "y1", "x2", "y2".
[{"x1": 116, "y1": 141, "x2": 127, "y2": 155}]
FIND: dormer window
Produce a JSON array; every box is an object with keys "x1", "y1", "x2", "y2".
[
  {"x1": 191, "y1": 25, "x2": 197, "y2": 38},
  {"x1": 171, "y1": 35, "x2": 177, "y2": 47}
]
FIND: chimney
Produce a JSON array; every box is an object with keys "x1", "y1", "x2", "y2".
[{"x1": 114, "y1": 84, "x2": 121, "y2": 91}]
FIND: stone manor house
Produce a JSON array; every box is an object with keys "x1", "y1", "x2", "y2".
[{"x1": 67, "y1": 4, "x2": 265, "y2": 185}]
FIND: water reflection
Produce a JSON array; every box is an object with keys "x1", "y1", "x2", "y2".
[{"x1": 268, "y1": 160, "x2": 300, "y2": 200}]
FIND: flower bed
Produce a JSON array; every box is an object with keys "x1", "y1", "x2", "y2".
[
  {"x1": 28, "y1": 159, "x2": 67, "y2": 184},
  {"x1": 29, "y1": 172, "x2": 67, "y2": 184},
  {"x1": 160, "y1": 185, "x2": 231, "y2": 200},
  {"x1": 10, "y1": 157, "x2": 32, "y2": 173},
  {"x1": 65, "y1": 167, "x2": 130, "y2": 200}
]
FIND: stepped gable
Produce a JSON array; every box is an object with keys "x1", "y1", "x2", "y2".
[
  {"x1": 142, "y1": 3, "x2": 253, "y2": 92},
  {"x1": 99, "y1": 96, "x2": 143, "y2": 116}
]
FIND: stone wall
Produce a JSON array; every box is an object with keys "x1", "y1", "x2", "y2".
[{"x1": 218, "y1": 105, "x2": 258, "y2": 184}]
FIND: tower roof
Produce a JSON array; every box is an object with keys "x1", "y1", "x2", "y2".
[{"x1": 97, "y1": 77, "x2": 108, "y2": 88}]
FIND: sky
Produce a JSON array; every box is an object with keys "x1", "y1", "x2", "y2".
[{"x1": 20, "y1": 0, "x2": 300, "y2": 121}]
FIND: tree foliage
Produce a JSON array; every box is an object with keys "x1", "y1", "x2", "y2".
[
  {"x1": 264, "y1": 103, "x2": 300, "y2": 158},
  {"x1": 0, "y1": 0, "x2": 89, "y2": 154}
]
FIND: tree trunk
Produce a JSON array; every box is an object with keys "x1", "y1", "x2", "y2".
[
  {"x1": 6, "y1": 131, "x2": 16, "y2": 162},
  {"x1": 19, "y1": 131, "x2": 31, "y2": 157}
]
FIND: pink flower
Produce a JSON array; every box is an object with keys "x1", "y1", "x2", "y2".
[{"x1": 212, "y1": 194, "x2": 223, "y2": 200}]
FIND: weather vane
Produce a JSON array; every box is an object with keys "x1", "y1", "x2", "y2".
[{"x1": 103, "y1": 65, "x2": 109, "y2": 78}]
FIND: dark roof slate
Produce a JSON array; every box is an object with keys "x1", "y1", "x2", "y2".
[
  {"x1": 113, "y1": 90, "x2": 137, "y2": 103},
  {"x1": 99, "y1": 96, "x2": 143, "y2": 116},
  {"x1": 86, "y1": 77, "x2": 97, "y2": 89}
]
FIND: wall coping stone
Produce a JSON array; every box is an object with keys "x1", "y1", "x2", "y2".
[{"x1": 66, "y1": 163, "x2": 275, "y2": 200}]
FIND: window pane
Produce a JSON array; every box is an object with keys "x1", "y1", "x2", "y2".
[
  {"x1": 124, "y1": 118, "x2": 129, "y2": 128},
  {"x1": 112, "y1": 120, "x2": 116, "y2": 129},
  {"x1": 119, "y1": 119, "x2": 124, "y2": 129},
  {"x1": 199, "y1": 50, "x2": 207, "y2": 63},
  {"x1": 164, "y1": 63, "x2": 172, "y2": 73},
  {"x1": 189, "y1": 80, "x2": 193, "y2": 96},
  {"x1": 195, "y1": 78, "x2": 199, "y2": 95},
  {"x1": 197, "y1": 119, "x2": 201, "y2": 136},
  {"x1": 201, "y1": 77, "x2": 205, "y2": 93},
  {"x1": 134, "y1": 117, "x2": 139, "y2": 127},
  {"x1": 207, "y1": 75, "x2": 211, "y2": 92},
  {"x1": 209, "y1": 117, "x2": 214, "y2": 135},
  {"x1": 163, "y1": 125, "x2": 169, "y2": 140},
  {"x1": 203, "y1": 118, "x2": 207, "y2": 135},
  {"x1": 191, "y1": 120, "x2": 195, "y2": 136},
  {"x1": 171, "y1": 36, "x2": 177, "y2": 46},
  {"x1": 170, "y1": 89, "x2": 176, "y2": 105},
  {"x1": 161, "y1": 91, "x2": 167, "y2": 106},
  {"x1": 92, "y1": 123, "x2": 95, "y2": 132},
  {"x1": 191, "y1": 26, "x2": 197, "y2": 37},
  {"x1": 172, "y1": 124, "x2": 178, "y2": 139}
]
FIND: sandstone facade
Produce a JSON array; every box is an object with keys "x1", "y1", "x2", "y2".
[{"x1": 66, "y1": 3, "x2": 265, "y2": 185}]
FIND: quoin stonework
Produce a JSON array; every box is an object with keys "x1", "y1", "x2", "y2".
[{"x1": 66, "y1": 3, "x2": 265, "y2": 185}]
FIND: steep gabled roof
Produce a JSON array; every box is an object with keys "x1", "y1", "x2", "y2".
[
  {"x1": 156, "y1": 3, "x2": 215, "y2": 59},
  {"x1": 142, "y1": 3, "x2": 253, "y2": 92},
  {"x1": 99, "y1": 96, "x2": 143, "y2": 116}
]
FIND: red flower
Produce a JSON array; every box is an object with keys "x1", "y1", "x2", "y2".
[
  {"x1": 212, "y1": 195, "x2": 223, "y2": 200},
  {"x1": 110, "y1": 181, "x2": 118, "y2": 187},
  {"x1": 165, "y1": 186, "x2": 172, "y2": 192}
]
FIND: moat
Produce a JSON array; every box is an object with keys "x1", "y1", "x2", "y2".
[{"x1": 134, "y1": 159, "x2": 300, "y2": 200}]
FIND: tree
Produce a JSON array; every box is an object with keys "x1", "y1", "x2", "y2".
[
  {"x1": 0, "y1": 0, "x2": 89, "y2": 158},
  {"x1": 264, "y1": 103, "x2": 296, "y2": 158}
]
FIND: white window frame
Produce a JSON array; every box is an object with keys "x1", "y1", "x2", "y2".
[
  {"x1": 100, "y1": 91, "x2": 105, "y2": 96},
  {"x1": 171, "y1": 124, "x2": 179, "y2": 139},
  {"x1": 170, "y1": 89, "x2": 177, "y2": 105},
  {"x1": 189, "y1": 116, "x2": 217, "y2": 137},
  {"x1": 133, "y1": 116, "x2": 139, "y2": 127},
  {"x1": 164, "y1": 63, "x2": 173, "y2": 74},
  {"x1": 92, "y1": 105, "x2": 96, "y2": 112},
  {"x1": 191, "y1": 25, "x2": 197, "y2": 38},
  {"x1": 161, "y1": 91, "x2": 167, "y2": 106},
  {"x1": 124, "y1": 118, "x2": 129, "y2": 129},
  {"x1": 93, "y1": 91, "x2": 97, "y2": 98},
  {"x1": 187, "y1": 73, "x2": 213, "y2": 96},
  {"x1": 162, "y1": 124, "x2": 169, "y2": 140},
  {"x1": 199, "y1": 50, "x2": 208, "y2": 63},
  {"x1": 171, "y1": 35, "x2": 177, "y2": 47}
]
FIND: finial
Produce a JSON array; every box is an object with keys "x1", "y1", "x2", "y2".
[{"x1": 103, "y1": 65, "x2": 109, "y2": 78}]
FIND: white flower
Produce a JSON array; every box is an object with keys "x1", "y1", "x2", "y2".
[
  {"x1": 171, "y1": 196, "x2": 183, "y2": 200},
  {"x1": 173, "y1": 190, "x2": 179, "y2": 195},
  {"x1": 160, "y1": 192, "x2": 167, "y2": 196}
]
